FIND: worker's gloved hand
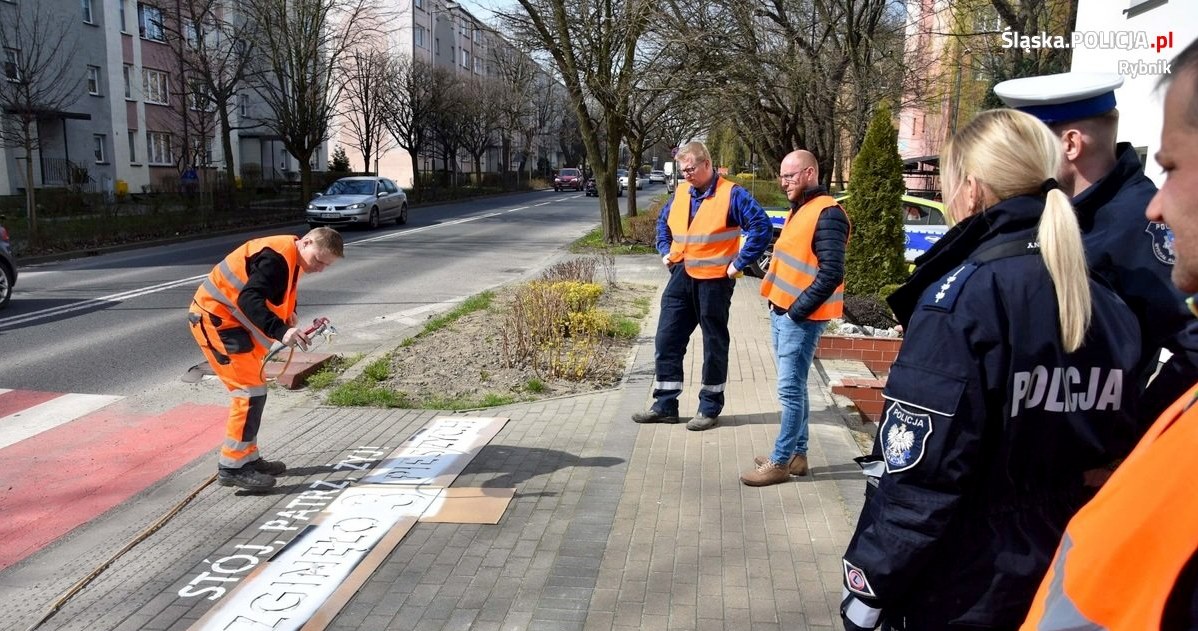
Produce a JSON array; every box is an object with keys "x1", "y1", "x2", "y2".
[
  {"x1": 662, "y1": 255, "x2": 672, "y2": 267},
  {"x1": 726, "y1": 262, "x2": 741, "y2": 278},
  {"x1": 282, "y1": 327, "x2": 310, "y2": 351}
]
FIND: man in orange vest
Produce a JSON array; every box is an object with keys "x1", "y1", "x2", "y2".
[
  {"x1": 188, "y1": 227, "x2": 344, "y2": 491},
  {"x1": 741, "y1": 150, "x2": 849, "y2": 486},
  {"x1": 1021, "y1": 38, "x2": 1198, "y2": 630},
  {"x1": 631, "y1": 141, "x2": 771, "y2": 430}
]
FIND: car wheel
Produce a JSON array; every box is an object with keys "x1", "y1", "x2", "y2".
[
  {"x1": 745, "y1": 243, "x2": 773, "y2": 279},
  {"x1": 0, "y1": 262, "x2": 11, "y2": 309},
  {"x1": 397, "y1": 204, "x2": 408, "y2": 225},
  {"x1": 368, "y1": 207, "x2": 380, "y2": 229}
]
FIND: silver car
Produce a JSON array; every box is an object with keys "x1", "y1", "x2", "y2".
[
  {"x1": 307, "y1": 176, "x2": 408, "y2": 229},
  {"x1": 0, "y1": 219, "x2": 15, "y2": 309}
]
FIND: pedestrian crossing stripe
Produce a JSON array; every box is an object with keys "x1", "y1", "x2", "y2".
[{"x1": 0, "y1": 390, "x2": 124, "y2": 449}]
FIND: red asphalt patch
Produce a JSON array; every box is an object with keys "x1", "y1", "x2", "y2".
[
  {"x1": 0, "y1": 402, "x2": 227, "y2": 571},
  {"x1": 0, "y1": 389, "x2": 63, "y2": 419}
]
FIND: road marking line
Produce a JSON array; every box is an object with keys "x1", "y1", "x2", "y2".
[
  {"x1": 0, "y1": 393, "x2": 124, "y2": 449},
  {"x1": 1, "y1": 205, "x2": 536, "y2": 329},
  {"x1": 534, "y1": 201, "x2": 552, "y2": 206}
]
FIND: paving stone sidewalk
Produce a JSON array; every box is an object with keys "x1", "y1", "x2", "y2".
[{"x1": 1, "y1": 255, "x2": 868, "y2": 631}]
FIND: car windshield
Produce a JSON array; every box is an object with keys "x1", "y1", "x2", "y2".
[
  {"x1": 325, "y1": 180, "x2": 376, "y2": 196},
  {"x1": 560, "y1": 169, "x2": 579, "y2": 177},
  {"x1": 617, "y1": 169, "x2": 628, "y2": 176}
]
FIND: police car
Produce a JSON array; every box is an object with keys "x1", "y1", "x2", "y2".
[{"x1": 742, "y1": 194, "x2": 948, "y2": 277}]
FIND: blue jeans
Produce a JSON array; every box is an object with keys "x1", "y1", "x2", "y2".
[
  {"x1": 651, "y1": 266, "x2": 735, "y2": 417},
  {"x1": 769, "y1": 310, "x2": 824, "y2": 464}
]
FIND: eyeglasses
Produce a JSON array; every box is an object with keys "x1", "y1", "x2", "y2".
[
  {"x1": 680, "y1": 163, "x2": 703, "y2": 176},
  {"x1": 779, "y1": 166, "x2": 812, "y2": 184}
]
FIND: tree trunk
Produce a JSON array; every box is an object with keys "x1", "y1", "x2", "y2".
[
  {"x1": 626, "y1": 137, "x2": 645, "y2": 218},
  {"x1": 407, "y1": 147, "x2": 422, "y2": 199},
  {"x1": 217, "y1": 103, "x2": 237, "y2": 197},
  {"x1": 22, "y1": 124, "x2": 37, "y2": 243},
  {"x1": 297, "y1": 148, "x2": 315, "y2": 207}
]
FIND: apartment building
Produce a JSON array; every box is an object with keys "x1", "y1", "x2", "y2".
[
  {"x1": 341, "y1": 0, "x2": 564, "y2": 187},
  {"x1": 0, "y1": 0, "x2": 318, "y2": 198}
]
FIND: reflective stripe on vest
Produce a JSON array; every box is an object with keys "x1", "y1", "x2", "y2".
[
  {"x1": 1021, "y1": 388, "x2": 1198, "y2": 631},
  {"x1": 192, "y1": 235, "x2": 300, "y2": 351},
  {"x1": 760, "y1": 195, "x2": 847, "y2": 320},
  {"x1": 667, "y1": 177, "x2": 740, "y2": 279}
]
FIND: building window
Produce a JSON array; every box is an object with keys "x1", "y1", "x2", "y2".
[
  {"x1": 435, "y1": 37, "x2": 440, "y2": 55},
  {"x1": 119, "y1": 0, "x2": 127, "y2": 32},
  {"x1": 142, "y1": 68, "x2": 169, "y2": 105},
  {"x1": 2, "y1": 48, "x2": 18, "y2": 82},
  {"x1": 87, "y1": 65, "x2": 101, "y2": 95},
  {"x1": 123, "y1": 64, "x2": 133, "y2": 98},
  {"x1": 93, "y1": 134, "x2": 106, "y2": 163},
  {"x1": 414, "y1": 25, "x2": 425, "y2": 48},
  {"x1": 474, "y1": 58, "x2": 481, "y2": 74},
  {"x1": 462, "y1": 50, "x2": 470, "y2": 69},
  {"x1": 415, "y1": 0, "x2": 423, "y2": 7},
  {"x1": 147, "y1": 131, "x2": 172, "y2": 165},
  {"x1": 138, "y1": 3, "x2": 165, "y2": 42},
  {"x1": 239, "y1": 92, "x2": 248, "y2": 117},
  {"x1": 82, "y1": 0, "x2": 94, "y2": 23},
  {"x1": 473, "y1": 28, "x2": 481, "y2": 43},
  {"x1": 192, "y1": 137, "x2": 213, "y2": 166},
  {"x1": 188, "y1": 80, "x2": 214, "y2": 111},
  {"x1": 128, "y1": 130, "x2": 138, "y2": 163}
]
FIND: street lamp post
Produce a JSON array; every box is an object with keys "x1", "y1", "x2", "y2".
[{"x1": 950, "y1": 46, "x2": 972, "y2": 135}]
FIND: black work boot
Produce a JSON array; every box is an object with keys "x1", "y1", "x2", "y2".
[
  {"x1": 247, "y1": 457, "x2": 287, "y2": 475},
  {"x1": 631, "y1": 409, "x2": 681, "y2": 424},
  {"x1": 218, "y1": 467, "x2": 276, "y2": 491}
]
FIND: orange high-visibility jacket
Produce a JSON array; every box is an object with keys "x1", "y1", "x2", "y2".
[
  {"x1": 760, "y1": 195, "x2": 847, "y2": 320},
  {"x1": 666, "y1": 177, "x2": 740, "y2": 279},
  {"x1": 192, "y1": 235, "x2": 300, "y2": 351},
  {"x1": 1021, "y1": 387, "x2": 1198, "y2": 630}
]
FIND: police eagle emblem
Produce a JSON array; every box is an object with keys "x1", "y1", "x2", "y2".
[
  {"x1": 879, "y1": 401, "x2": 934, "y2": 473},
  {"x1": 1146, "y1": 222, "x2": 1176, "y2": 265}
]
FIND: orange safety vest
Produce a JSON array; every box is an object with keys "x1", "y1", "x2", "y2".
[
  {"x1": 1021, "y1": 387, "x2": 1198, "y2": 630},
  {"x1": 759, "y1": 195, "x2": 847, "y2": 320},
  {"x1": 192, "y1": 235, "x2": 300, "y2": 351},
  {"x1": 666, "y1": 176, "x2": 740, "y2": 279}
]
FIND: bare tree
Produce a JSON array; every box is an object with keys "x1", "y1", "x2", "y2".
[
  {"x1": 0, "y1": 2, "x2": 82, "y2": 242},
  {"x1": 382, "y1": 55, "x2": 447, "y2": 198},
  {"x1": 488, "y1": 43, "x2": 539, "y2": 185},
  {"x1": 341, "y1": 48, "x2": 392, "y2": 175},
  {"x1": 162, "y1": 0, "x2": 259, "y2": 186},
  {"x1": 498, "y1": 0, "x2": 657, "y2": 243},
  {"x1": 458, "y1": 78, "x2": 505, "y2": 184},
  {"x1": 240, "y1": 0, "x2": 380, "y2": 202}
]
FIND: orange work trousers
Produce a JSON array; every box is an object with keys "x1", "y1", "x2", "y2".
[{"x1": 188, "y1": 309, "x2": 269, "y2": 470}]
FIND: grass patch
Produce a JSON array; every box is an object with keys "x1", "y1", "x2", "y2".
[
  {"x1": 633, "y1": 296, "x2": 652, "y2": 317},
  {"x1": 304, "y1": 355, "x2": 354, "y2": 390},
  {"x1": 415, "y1": 291, "x2": 494, "y2": 339},
  {"x1": 611, "y1": 316, "x2": 640, "y2": 339},
  {"x1": 326, "y1": 381, "x2": 408, "y2": 407},
  {"x1": 570, "y1": 216, "x2": 659, "y2": 255},
  {"x1": 525, "y1": 378, "x2": 546, "y2": 393},
  {"x1": 363, "y1": 356, "x2": 392, "y2": 381},
  {"x1": 420, "y1": 392, "x2": 517, "y2": 410}
]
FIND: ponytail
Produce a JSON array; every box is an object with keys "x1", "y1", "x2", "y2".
[{"x1": 1037, "y1": 187, "x2": 1091, "y2": 352}]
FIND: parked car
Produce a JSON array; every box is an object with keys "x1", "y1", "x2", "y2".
[
  {"x1": 649, "y1": 170, "x2": 667, "y2": 183},
  {"x1": 741, "y1": 194, "x2": 947, "y2": 278},
  {"x1": 618, "y1": 169, "x2": 646, "y2": 190},
  {"x1": 665, "y1": 175, "x2": 676, "y2": 193},
  {"x1": 0, "y1": 218, "x2": 15, "y2": 309},
  {"x1": 307, "y1": 176, "x2": 408, "y2": 230},
  {"x1": 554, "y1": 168, "x2": 585, "y2": 191}
]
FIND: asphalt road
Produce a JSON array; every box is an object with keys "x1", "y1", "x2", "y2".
[{"x1": 0, "y1": 188, "x2": 637, "y2": 399}]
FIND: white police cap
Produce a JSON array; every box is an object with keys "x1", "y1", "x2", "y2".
[{"x1": 993, "y1": 72, "x2": 1124, "y2": 125}]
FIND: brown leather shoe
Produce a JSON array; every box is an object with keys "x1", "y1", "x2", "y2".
[
  {"x1": 740, "y1": 461, "x2": 791, "y2": 486},
  {"x1": 753, "y1": 454, "x2": 809, "y2": 476}
]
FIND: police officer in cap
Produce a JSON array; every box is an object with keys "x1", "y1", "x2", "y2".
[
  {"x1": 994, "y1": 72, "x2": 1198, "y2": 424},
  {"x1": 840, "y1": 109, "x2": 1141, "y2": 630}
]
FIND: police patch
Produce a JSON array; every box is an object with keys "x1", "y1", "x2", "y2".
[
  {"x1": 1146, "y1": 222, "x2": 1176, "y2": 265},
  {"x1": 879, "y1": 401, "x2": 934, "y2": 473},
  {"x1": 843, "y1": 559, "x2": 877, "y2": 598}
]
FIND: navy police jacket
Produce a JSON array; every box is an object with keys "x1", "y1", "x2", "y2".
[
  {"x1": 1075, "y1": 143, "x2": 1195, "y2": 423},
  {"x1": 843, "y1": 196, "x2": 1141, "y2": 629}
]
